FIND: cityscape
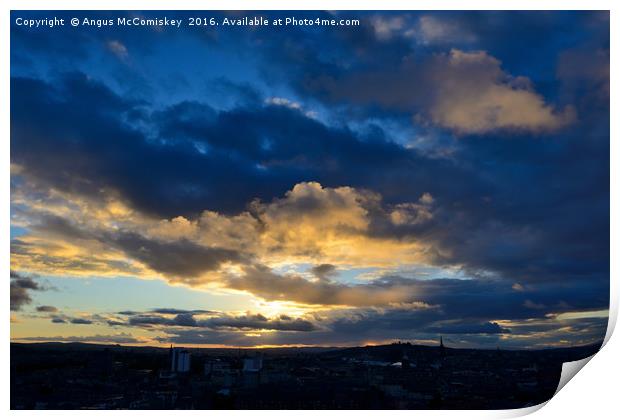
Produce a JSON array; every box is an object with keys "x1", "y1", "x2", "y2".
[{"x1": 11, "y1": 340, "x2": 602, "y2": 409}]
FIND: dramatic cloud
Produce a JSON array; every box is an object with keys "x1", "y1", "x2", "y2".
[
  {"x1": 11, "y1": 73, "x2": 486, "y2": 218},
  {"x1": 10, "y1": 174, "x2": 609, "y2": 313},
  {"x1": 313, "y1": 49, "x2": 575, "y2": 134},
  {"x1": 427, "y1": 50, "x2": 576, "y2": 134},
  {"x1": 103, "y1": 231, "x2": 244, "y2": 279},
  {"x1": 10, "y1": 181, "x2": 437, "y2": 282},
  {"x1": 10, "y1": 272, "x2": 45, "y2": 311}
]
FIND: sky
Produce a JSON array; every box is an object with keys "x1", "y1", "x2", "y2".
[{"x1": 9, "y1": 10, "x2": 610, "y2": 349}]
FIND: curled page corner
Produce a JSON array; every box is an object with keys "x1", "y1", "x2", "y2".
[
  {"x1": 554, "y1": 354, "x2": 595, "y2": 396},
  {"x1": 551, "y1": 293, "x2": 618, "y2": 398},
  {"x1": 505, "y1": 352, "x2": 599, "y2": 418},
  {"x1": 551, "y1": 292, "x2": 619, "y2": 395},
  {"x1": 503, "y1": 401, "x2": 548, "y2": 418}
]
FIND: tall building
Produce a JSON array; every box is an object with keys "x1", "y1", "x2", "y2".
[{"x1": 170, "y1": 346, "x2": 191, "y2": 373}]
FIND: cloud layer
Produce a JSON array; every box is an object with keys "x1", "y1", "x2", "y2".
[{"x1": 9, "y1": 11, "x2": 609, "y2": 348}]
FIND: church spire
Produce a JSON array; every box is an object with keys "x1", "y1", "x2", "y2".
[{"x1": 439, "y1": 336, "x2": 446, "y2": 357}]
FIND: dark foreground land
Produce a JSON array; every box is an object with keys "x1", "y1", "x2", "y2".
[{"x1": 11, "y1": 341, "x2": 600, "y2": 410}]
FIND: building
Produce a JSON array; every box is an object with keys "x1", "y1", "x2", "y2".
[
  {"x1": 242, "y1": 353, "x2": 263, "y2": 372},
  {"x1": 170, "y1": 346, "x2": 191, "y2": 373}
]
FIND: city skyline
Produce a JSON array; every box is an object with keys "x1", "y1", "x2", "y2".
[{"x1": 10, "y1": 10, "x2": 610, "y2": 349}]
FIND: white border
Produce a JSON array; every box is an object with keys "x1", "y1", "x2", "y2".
[{"x1": 3, "y1": 1, "x2": 617, "y2": 419}]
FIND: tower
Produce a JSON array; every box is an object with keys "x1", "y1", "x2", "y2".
[{"x1": 170, "y1": 346, "x2": 191, "y2": 373}]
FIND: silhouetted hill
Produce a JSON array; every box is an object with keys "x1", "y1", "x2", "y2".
[{"x1": 326, "y1": 341, "x2": 602, "y2": 364}]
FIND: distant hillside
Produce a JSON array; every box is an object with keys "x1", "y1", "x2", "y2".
[
  {"x1": 11, "y1": 340, "x2": 603, "y2": 362},
  {"x1": 325, "y1": 341, "x2": 603, "y2": 363}
]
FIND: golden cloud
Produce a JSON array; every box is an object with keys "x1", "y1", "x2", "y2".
[{"x1": 11, "y1": 181, "x2": 441, "y2": 306}]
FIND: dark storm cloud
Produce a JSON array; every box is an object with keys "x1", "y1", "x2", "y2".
[
  {"x1": 207, "y1": 314, "x2": 317, "y2": 332},
  {"x1": 150, "y1": 308, "x2": 218, "y2": 315},
  {"x1": 70, "y1": 318, "x2": 93, "y2": 325},
  {"x1": 11, "y1": 73, "x2": 486, "y2": 218},
  {"x1": 127, "y1": 315, "x2": 177, "y2": 327},
  {"x1": 408, "y1": 276, "x2": 607, "y2": 321},
  {"x1": 10, "y1": 75, "x2": 222, "y2": 217},
  {"x1": 10, "y1": 272, "x2": 44, "y2": 311},
  {"x1": 103, "y1": 231, "x2": 244, "y2": 278},
  {"x1": 36, "y1": 305, "x2": 58, "y2": 313},
  {"x1": 121, "y1": 310, "x2": 317, "y2": 332},
  {"x1": 10, "y1": 271, "x2": 40, "y2": 291},
  {"x1": 321, "y1": 304, "x2": 513, "y2": 342},
  {"x1": 310, "y1": 264, "x2": 338, "y2": 280}
]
